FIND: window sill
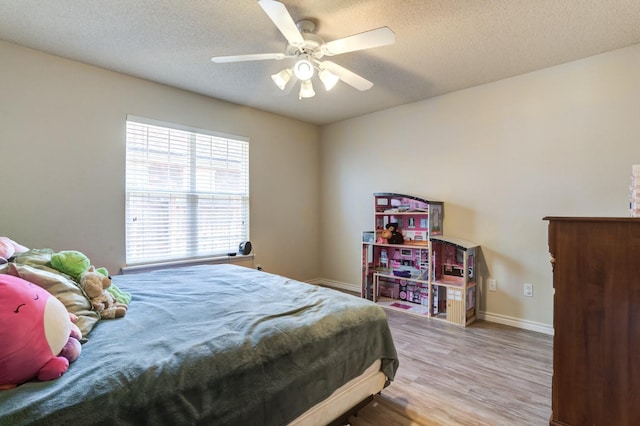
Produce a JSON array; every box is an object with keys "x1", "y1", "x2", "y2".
[{"x1": 120, "y1": 254, "x2": 255, "y2": 275}]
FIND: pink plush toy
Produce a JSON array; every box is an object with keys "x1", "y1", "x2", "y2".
[
  {"x1": 0, "y1": 236, "x2": 29, "y2": 261},
  {"x1": 0, "y1": 275, "x2": 82, "y2": 390}
]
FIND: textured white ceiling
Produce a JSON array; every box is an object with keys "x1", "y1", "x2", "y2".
[{"x1": 1, "y1": 0, "x2": 640, "y2": 125}]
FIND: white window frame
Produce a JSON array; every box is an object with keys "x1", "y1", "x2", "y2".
[{"x1": 125, "y1": 115, "x2": 249, "y2": 266}]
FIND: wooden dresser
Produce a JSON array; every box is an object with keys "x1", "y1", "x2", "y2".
[{"x1": 544, "y1": 217, "x2": 640, "y2": 426}]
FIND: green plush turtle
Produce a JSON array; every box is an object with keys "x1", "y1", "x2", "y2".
[{"x1": 50, "y1": 250, "x2": 90, "y2": 279}]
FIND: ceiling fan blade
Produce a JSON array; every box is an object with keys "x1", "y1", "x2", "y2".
[
  {"x1": 211, "y1": 53, "x2": 289, "y2": 63},
  {"x1": 258, "y1": 0, "x2": 305, "y2": 47},
  {"x1": 322, "y1": 27, "x2": 395, "y2": 56},
  {"x1": 320, "y1": 61, "x2": 373, "y2": 91}
]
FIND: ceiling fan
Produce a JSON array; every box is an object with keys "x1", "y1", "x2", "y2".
[{"x1": 211, "y1": 0, "x2": 395, "y2": 99}]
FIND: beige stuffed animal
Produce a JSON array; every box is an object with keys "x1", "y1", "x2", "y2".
[{"x1": 80, "y1": 267, "x2": 127, "y2": 319}]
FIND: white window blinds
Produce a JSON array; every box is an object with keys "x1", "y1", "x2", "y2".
[{"x1": 125, "y1": 115, "x2": 249, "y2": 266}]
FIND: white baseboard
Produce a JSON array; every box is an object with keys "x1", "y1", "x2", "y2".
[
  {"x1": 306, "y1": 278, "x2": 360, "y2": 293},
  {"x1": 307, "y1": 278, "x2": 554, "y2": 336},
  {"x1": 478, "y1": 311, "x2": 554, "y2": 335}
]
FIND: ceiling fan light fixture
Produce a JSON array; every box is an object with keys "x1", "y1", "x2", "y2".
[
  {"x1": 299, "y1": 80, "x2": 315, "y2": 99},
  {"x1": 271, "y1": 68, "x2": 292, "y2": 90},
  {"x1": 211, "y1": 2, "x2": 396, "y2": 101},
  {"x1": 293, "y1": 59, "x2": 314, "y2": 81},
  {"x1": 319, "y1": 68, "x2": 340, "y2": 91}
]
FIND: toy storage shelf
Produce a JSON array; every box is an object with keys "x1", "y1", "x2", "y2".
[{"x1": 361, "y1": 193, "x2": 478, "y2": 327}]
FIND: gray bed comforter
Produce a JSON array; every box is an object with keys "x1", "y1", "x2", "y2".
[{"x1": 0, "y1": 264, "x2": 398, "y2": 425}]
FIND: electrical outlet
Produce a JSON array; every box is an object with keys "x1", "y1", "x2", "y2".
[
  {"x1": 524, "y1": 283, "x2": 533, "y2": 297},
  {"x1": 488, "y1": 278, "x2": 497, "y2": 292}
]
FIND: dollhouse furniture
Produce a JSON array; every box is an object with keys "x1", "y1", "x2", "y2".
[
  {"x1": 544, "y1": 217, "x2": 640, "y2": 425},
  {"x1": 429, "y1": 236, "x2": 478, "y2": 326},
  {"x1": 361, "y1": 192, "x2": 479, "y2": 327}
]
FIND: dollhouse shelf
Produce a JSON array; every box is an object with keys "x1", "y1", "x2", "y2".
[{"x1": 361, "y1": 193, "x2": 479, "y2": 327}]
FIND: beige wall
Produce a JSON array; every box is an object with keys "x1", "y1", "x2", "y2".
[
  {"x1": 320, "y1": 43, "x2": 640, "y2": 330},
  {"x1": 3, "y1": 38, "x2": 640, "y2": 331},
  {"x1": 0, "y1": 40, "x2": 321, "y2": 281}
]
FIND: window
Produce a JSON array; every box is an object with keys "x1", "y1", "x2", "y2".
[{"x1": 125, "y1": 115, "x2": 249, "y2": 266}]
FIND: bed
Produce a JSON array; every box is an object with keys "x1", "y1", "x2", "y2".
[{"x1": 0, "y1": 261, "x2": 399, "y2": 425}]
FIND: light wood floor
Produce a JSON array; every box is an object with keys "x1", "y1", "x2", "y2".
[{"x1": 349, "y1": 308, "x2": 553, "y2": 426}]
